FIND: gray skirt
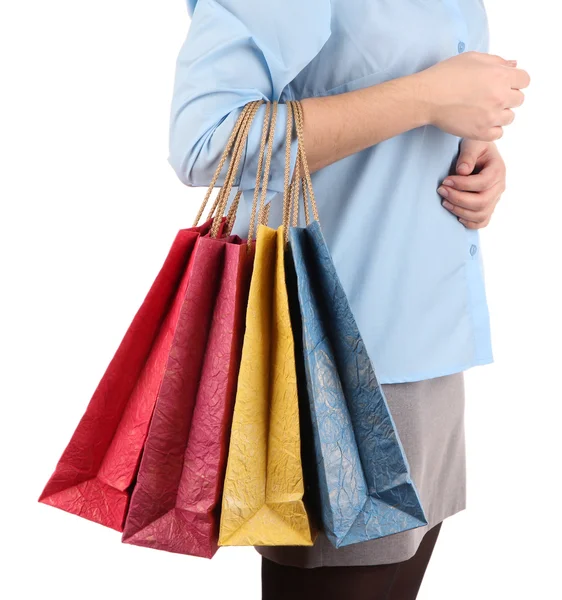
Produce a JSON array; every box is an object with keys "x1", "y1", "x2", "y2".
[{"x1": 254, "y1": 372, "x2": 466, "y2": 568}]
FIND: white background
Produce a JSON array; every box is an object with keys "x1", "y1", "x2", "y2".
[{"x1": 1, "y1": 2, "x2": 559, "y2": 599}]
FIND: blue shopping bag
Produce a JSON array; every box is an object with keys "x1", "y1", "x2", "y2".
[{"x1": 288, "y1": 220, "x2": 428, "y2": 548}]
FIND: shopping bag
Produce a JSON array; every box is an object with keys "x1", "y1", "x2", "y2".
[
  {"x1": 38, "y1": 221, "x2": 211, "y2": 531},
  {"x1": 218, "y1": 101, "x2": 314, "y2": 547},
  {"x1": 121, "y1": 237, "x2": 253, "y2": 556},
  {"x1": 38, "y1": 101, "x2": 261, "y2": 533},
  {"x1": 218, "y1": 226, "x2": 314, "y2": 547},
  {"x1": 121, "y1": 100, "x2": 267, "y2": 557},
  {"x1": 286, "y1": 99, "x2": 427, "y2": 548}
]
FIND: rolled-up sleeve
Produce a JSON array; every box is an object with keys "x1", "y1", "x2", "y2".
[{"x1": 168, "y1": 0, "x2": 331, "y2": 194}]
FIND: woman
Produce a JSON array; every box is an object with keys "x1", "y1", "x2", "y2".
[{"x1": 168, "y1": 1, "x2": 530, "y2": 598}]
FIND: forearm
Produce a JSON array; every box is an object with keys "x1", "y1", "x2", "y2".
[{"x1": 301, "y1": 73, "x2": 431, "y2": 173}]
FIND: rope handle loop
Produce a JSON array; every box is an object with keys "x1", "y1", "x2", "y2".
[
  {"x1": 190, "y1": 98, "x2": 318, "y2": 243},
  {"x1": 193, "y1": 101, "x2": 260, "y2": 228},
  {"x1": 288, "y1": 100, "x2": 319, "y2": 226},
  {"x1": 210, "y1": 101, "x2": 264, "y2": 238}
]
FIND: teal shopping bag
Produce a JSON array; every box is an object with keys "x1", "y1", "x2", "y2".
[{"x1": 286, "y1": 100, "x2": 427, "y2": 548}]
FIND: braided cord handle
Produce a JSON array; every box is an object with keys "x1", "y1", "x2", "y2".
[
  {"x1": 207, "y1": 99, "x2": 278, "y2": 241},
  {"x1": 246, "y1": 101, "x2": 278, "y2": 245},
  {"x1": 288, "y1": 100, "x2": 319, "y2": 227},
  {"x1": 223, "y1": 100, "x2": 271, "y2": 237},
  {"x1": 281, "y1": 100, "x2": 294, "y2": 239},
  {"x1": 193, "y1": 101, "x2": 259, "y2": 228},
  {"x1": 209, "y1": 100, "x2": 264, "y2": 238},
  {"x1": 208, "y1": 103, "x2": 261, "y2": 226},
  {"x1": 190, "y1": 99, "x2": 316, "y2": 242},
  {"x1": 222, "y1": 100, "x2": 279, "y2": 245}
]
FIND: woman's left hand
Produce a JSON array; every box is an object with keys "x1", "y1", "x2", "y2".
[{"x1": 437, "y1": 139, "x2": 506, "y2": 229}]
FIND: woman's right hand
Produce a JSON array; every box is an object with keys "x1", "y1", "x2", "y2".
[{"x1": 416, "y1": 51, "x2": 531, "y2": 141}]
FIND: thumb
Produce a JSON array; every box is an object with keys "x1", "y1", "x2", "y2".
[{"x1": 456, "y1": 142, "x2": 480, "y2": 175}]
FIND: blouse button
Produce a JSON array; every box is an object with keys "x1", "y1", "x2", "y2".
[
  {"x1": 458, "y1": 41, "x2": 466, "y2": 53},
  {"x1": 470, "y1": 244, "x2": 478, "y2": 257}
]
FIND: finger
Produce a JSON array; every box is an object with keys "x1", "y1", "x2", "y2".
[
  {"x1": 442, "y1": 200, "x2": 488, "y2": 223},
  {"x1": 437, "y1": 183, "x2": 503, "y2": 209},
  {"x1": 505, "y1": 89, "x2": 525, "y2": 109},
  {"x1": 456, "y1": 162, "x2": 474, "y2": 176},
  {"x1": 510, "y1": 67, "x2": 531, "y2": 90},
  {"x1": 456, "y1": 150, "x2": 479, "y2": 176},
  {"x1": 470, "y1": 128, "x2": 504, "y2": 143},
  {"x1": 484, "y1": 126, "x2": 504, "y2": 141},
  {"x1": 442, "y1": 199, "x2": 488, "y2": 222},
  {"x1": 483, "y1": 53, "x2": 513, "y2": 66},
  {"x1": 441, "y1": 171, "x2": 502, "y2": 193},
  {"x1": 459, "y1": 216, "x2": 491, "y2": 230},
  {"x1": 498, "y1": 108, "x2": 515, "y2": 126}
]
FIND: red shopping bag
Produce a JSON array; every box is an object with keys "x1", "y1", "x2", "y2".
[
  {"x1": 38, "y1": 220, "x2": 212, "y2": 531},
  {"x1": 38, "y1": 100, "x2": 262, "y2": 533}
]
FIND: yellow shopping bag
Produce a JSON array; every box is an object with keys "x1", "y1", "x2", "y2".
[{"x1": 218, "y1": 224, "x2": 315, "y2": 546}]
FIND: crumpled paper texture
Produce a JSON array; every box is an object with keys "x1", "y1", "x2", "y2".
[
  {"x1": 289, "y1": 221, "x2": 428, "y2": 548},
  {"x1": 38, "y1": 222, "x2": 212, "y2": 531},
  {"x1": 219, "y1": 225, "x2": 314, "y2": 546},
  {"x1": 122, "y1": 236, "x2": 253, "y2": 557}
]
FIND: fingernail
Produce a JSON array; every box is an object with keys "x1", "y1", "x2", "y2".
[
  {"x1": 507, "y1": 60, "x2": 518, "y2": 66},
  {"x1": 442, "y1": 200, "x2": 453, "y2": 210},
  {"x1": 437, "y1": 186, "x2": 448, "y2": 198},
  {"x1": 457, "y1": 162, "x2": 470, "y2": 172},
  {"x1": 442, "y1": 179, "x2": 454, "y2": 187}
]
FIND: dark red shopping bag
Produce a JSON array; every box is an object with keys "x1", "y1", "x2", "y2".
[
  {"x1": 121, "y1": 236, "x2": 253, "y2": 557},
  {"x1": 38, "y1": 220, "x2": 212, "y2": 531}
]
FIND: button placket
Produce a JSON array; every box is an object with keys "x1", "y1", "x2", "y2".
[{"x1": 442, "y1": 0, "x2": 470, "y2": 57}]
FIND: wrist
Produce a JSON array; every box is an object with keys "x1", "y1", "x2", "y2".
[{"x1": 404, "y1": 71, "x2": 435, "y2": 128}]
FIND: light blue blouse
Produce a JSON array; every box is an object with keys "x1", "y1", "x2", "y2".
[{"x1": 168, "y1": 0, "x2": 493, "y2": 384}]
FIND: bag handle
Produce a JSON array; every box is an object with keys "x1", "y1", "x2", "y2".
[
  {"x1": 209, "y1": 102, "x2": 262, "y2": 228},
  {"x1": 211, "y1": 100, "x2": 281, "y2": 246},
  {"x1": 279, "y1": 99, "x2": 320, "y2": 245},
  {"x1": 190, "y1": 98, "x2": 279, "y2": 242},
  {"x1": 209, "y1": 100, "x2": 265, "y2": 238},
  {"x1": 193, "y1": 100, "x2": 260, "y2": 228},
  {"x1": 246, "y1": 101, "x2": 278, "y2": 245},
  {"x1": 219, "y1": 101, "x2": 279, "y2": 244},
  {"x1": 191, "y1": 99, "x2": 315, "y2": 243},
  {"x1": 289, "y1": 100, "x2": 319, "y2": 225},
  {"x1": 281, "y1": 100, "x2": 294, "y2": 238}
]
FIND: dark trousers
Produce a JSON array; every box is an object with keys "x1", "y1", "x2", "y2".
[{"x1": 262, "y1": 522, "x2": 442, "y2": 600}]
